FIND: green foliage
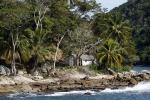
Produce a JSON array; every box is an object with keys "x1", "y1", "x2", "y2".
[
  {"x1": 93, "y1": 12, "x2": 133, "y2": 46},
  {"x1": 25, "y1": 29, "x2": 51, "y2": 62},
  {"x1": 140, "y1": 47, "x2": 150, "y2": 63},
  {"x1": 93, "y1": 12, "x2": 136, "y2": 65},
  {"x1": 0, "y1": 0, "x2": 138, "y2": 75},
  {"x1": 97, "y1": 39, "x2": 127, "y2": 69},
  {"x1": 89, "y1": 64, "x2": 101, "y2": 73},
  {"x1": 113, "y1": 0, "x2": 150, "y2": 64},
  {"x1": 0, "y1": 0, "x2": 31, "y2": 63},
  {"x1": 76, "y1": 0, "x2": 101, "y2": 14},
  {"x1": 112, "y1": 66, "x2": 131, "y2": 72}
]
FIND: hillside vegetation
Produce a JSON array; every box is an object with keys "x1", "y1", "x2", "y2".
[
  {"x1": 113, "y1": 0, "x2": 150, "y2": 64},
  {"x1": 0, "y1": 0, "x2": 137, "y2": 76}
]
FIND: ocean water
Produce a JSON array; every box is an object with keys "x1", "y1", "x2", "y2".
[
  {"x1": 132, "y1": 65, "x2": 150, "y2": 73},
  {"x1": 0, "y1": 65, "x2": 150, "y2": 100}
]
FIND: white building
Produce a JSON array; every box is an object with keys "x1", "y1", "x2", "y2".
[
  {"x1": 80, "y1": 54, "x2": 95, "y2": 66},
  {"x1": 68, "y1": 54, "x2": 95, "y2": 66}
]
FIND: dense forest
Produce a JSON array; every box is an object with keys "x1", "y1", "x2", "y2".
[
  {"x1": 113, "y1": 0, "x2": 150, "y2": 65},
  {"x1": 0, "y1": 0, "x2": 138, "y2": 76}
]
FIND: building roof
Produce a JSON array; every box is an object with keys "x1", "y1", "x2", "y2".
[{"x1": 80, "y1": 54, "x2": 95, "y2": 61}]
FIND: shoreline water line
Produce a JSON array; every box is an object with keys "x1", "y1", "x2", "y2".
[{"x1": 6, "y1": 81, "x2": 150, "y2": 98}]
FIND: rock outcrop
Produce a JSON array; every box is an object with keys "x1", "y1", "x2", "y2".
[
  {"x1": 0, "y1": 72, "x2": 150, "y2": 94},
  {"x1": 0, "y1": 65, "x2": 10, "y2": 76}
]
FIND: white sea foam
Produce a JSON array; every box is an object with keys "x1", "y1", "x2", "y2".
[
  {"x1": 7, "y1": 81, "x2": 150, "y2": 97},
  {"x1": 101, "y1": 81, "x2": 150, "y2": 93},
  {"x1": 141, "y1": 70, "x2": 150, "y2": 73},
  {"x1": 45, "y1": 81, "x2": 150, "y2": 96},
  {"x1": 8, "y1": 92, "x2": 37, "y2": 98},
  {"x1": 45, "y1": 90, "x2": 96, "y2": 96}
]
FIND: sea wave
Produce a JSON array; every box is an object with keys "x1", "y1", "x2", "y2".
[
  {"x1": 7, "y1": 90, "x2": 96, "y2": 98},
  {"x1": 46, "y1": 81, "x2": 150, "y2": 96},
  {"x1": 45, "y1": 90, "x2": 96, "y2": 96},
  {"x1": 8, "y1": 92, "x2": 38, "y2": 98},
  {"x1": 7, "y1": 81, "x2": 150, "y2": 97},
  {"x1": 101, "y1": 81, "x2": 150, "y2": 93}
]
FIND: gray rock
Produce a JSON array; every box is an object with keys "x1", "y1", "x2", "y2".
[
  {"x1": 128, "y1": 78, "x2": 138, "y2": 85},
  {"x1": 82, "y1": 76, "x2": 89, "y2": 80},
  {"x1": 4, "y1": 66, "x2": 10, "y2": 76},
  {"x1": 18, "y1": 70, "x2": 24, "y2": 75},
  {"x1": 107, "y1": 68, "x2": 117, "y2": 76},
  {"x1": 84, "y1": 92, "x2": 92, "y2": 95},
  {"x1": 0, "y1": 65, "x2": 6, "y2": 75},
  {"x1": 137, "y1": 73, "x2": 150, "y2": 80},
  {"x1": 133, "y1": 76, "x2": 142, "y2": 81},
  {"x1": 0, "y1": 65, "x2": 10, "y2": 76},
  {"x1": 40, "y1": 63, "x2": 52, "y2": 76}
]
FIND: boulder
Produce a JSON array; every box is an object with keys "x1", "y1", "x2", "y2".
[
  {"x1": 17, "y1": 70, "x2": 24, "y2": 75},
  {"x1": 4, "y1": 67, "x2": 10, "y2": 76},
  {"x1": 20, "y1": 84, "x2": 33, "y2": 92},
  {"x1": 137, "y1": 73, "x2": 150, "y2": 80},
  {"x1": 133, "y1": 76, "x2": 142, "y2": 81},
  {"x1": 0, "y1": 65, "x2": 10, "y2": 76},
  {"x1": 128, "y1": 78, "x2": 138, "y2": 85},
  {"x1": 84, "y1": 92, "x2": 92, "y2": 95},
  {"x1": 33, "y1": 70, "x2": 40, "y2": 76},
  {"x1": 81, "y1": 76, "x2": 89, "y2": 80},
  {"x1": 34, "y1": 76, "x2": 44, "y2": 81},
  {"x1": 0, "y1": 66, "x2": 6, "y2": 75},
  {"x1": 116, "y1": 73, "x2": 123, "y2": 81},
  {"x1": 107, "y1": 68, "x2": 117, "y2": 76},
  {"x1": 41, "y1": 63, "x2": 52, "y2": 73}
]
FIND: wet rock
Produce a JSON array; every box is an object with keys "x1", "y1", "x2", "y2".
[
  {"x1": 123, "y1": 73, "x2": 132, "y2": 79},
  {"x1": 128, "y1": 78, "x2": 138, "y2": 85},
  {"x1": 116, "y1": 74, "x2": 123, "y2": 81},
  {"x1": 84, "y1": 92, "x2": 92, "y2": 95},
  {"x1": 138, "y1": 73, "x2": 149, "y2": 80},
  {"x1": 133, "y1": 76, "x2": 142, "y2": 82}
]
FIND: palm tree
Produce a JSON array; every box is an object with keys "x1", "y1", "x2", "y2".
[
  {"x1": 96, "y1": 13, "x2": 132, "y2": 46},
  {"x1": 109, "y1": 13, "x2": 132, "y2": 44},
  {"x1": 0, "y1": 32, "x2": 30, "y2": 75},
  {"x1": 25, "y1": 29, "x2": 51, "y2": 74},
  {"x1": 97, "y1": 39, "x2": 127, "y2": 70}
]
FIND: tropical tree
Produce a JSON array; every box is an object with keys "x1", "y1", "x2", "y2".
[
  {"x1": 93, "y1": 13, "x2": 133, "y2": 45},
  {"x1": 25, "y1": 29, "x2": 52, "y2": 74},
  {"x1": 62, "y1": 22, "x2": 100, "y2": 66},
  {"x1": 0, "y1": 0, "x2": 31, "y2": 75},
  {"x1": 97, "y1": 39, "x2": 127, "y2": 71},
  {"x1": 0, "y1": 31, "x2": 31, "y2": 66},
  {"x1": 93, "y1": 12, "x2": 137, "y2": 65}
]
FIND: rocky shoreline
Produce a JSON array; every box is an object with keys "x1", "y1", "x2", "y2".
[{"x1": 0, "y1": 72, "x2": 150, "y2": 95}]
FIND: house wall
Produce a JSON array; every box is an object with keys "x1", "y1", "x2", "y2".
[{"x1": 82, "y1": 60, "x2": 93, "y2": 66}]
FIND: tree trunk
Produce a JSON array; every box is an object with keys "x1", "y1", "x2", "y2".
[
  {"x1": 75, "y1": 54, "x2": 82, "y2": 66},
  {"x1": 11, "y1": 32, "x2": 18, "y2": 76},
  {"x1": 53, "y1": 46, "x2": 59, "y2": 71},
  {"x1": 11, "y1": 46, "x2": 16, "y2": 75},
  {"x1": 76, "y1": 56, "x2": 80, "y2": 66},
  {"x1": 53, "y1": 34, "x2": 65, "y2": 74},
  {"x1": 30, "y1": 55, "x2": 38, "y2": 75}
]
